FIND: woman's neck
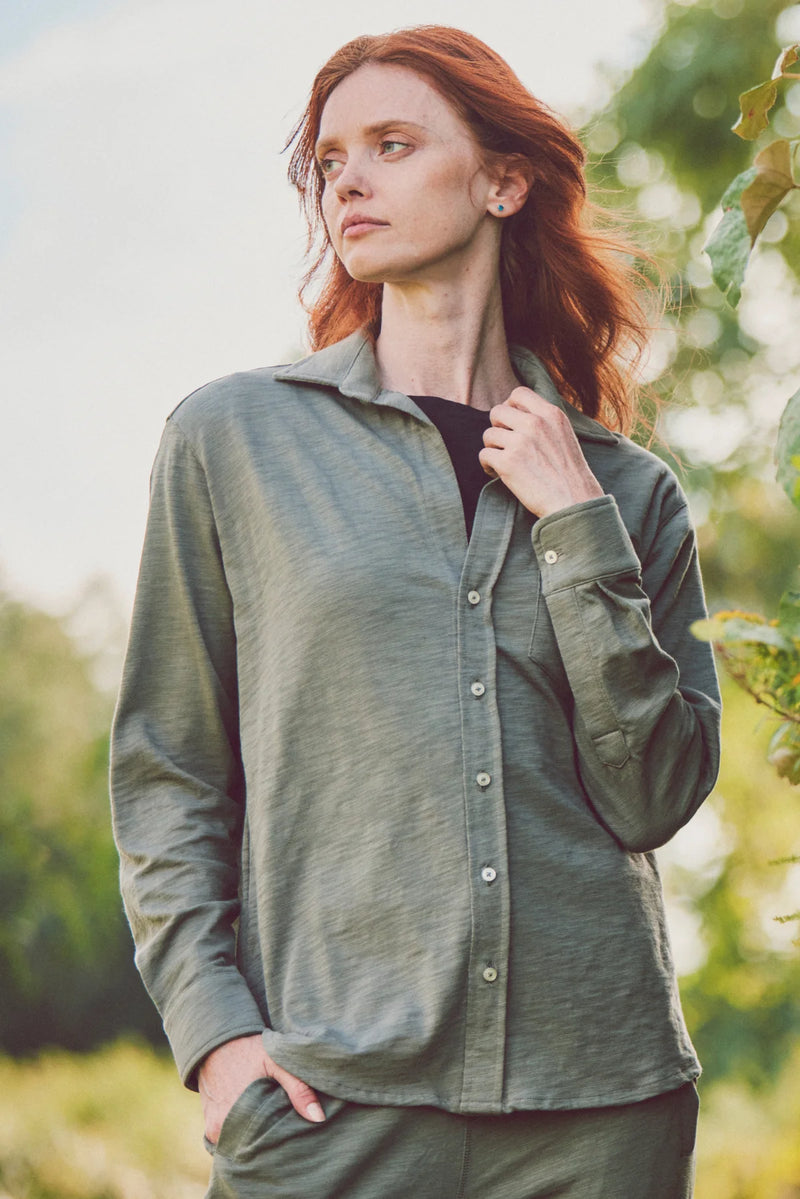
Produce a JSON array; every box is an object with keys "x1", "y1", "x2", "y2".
[{"x1": 374, "y1": 279, "x2": 519, "y2": 411}]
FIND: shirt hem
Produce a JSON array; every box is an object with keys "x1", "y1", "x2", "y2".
[
  {"x1": 502, "y1": 1062, "x2": 701, "y2": 1113},
  {"x1": 285, "y1": 1060, "x2": 701, "y2": 1115}
]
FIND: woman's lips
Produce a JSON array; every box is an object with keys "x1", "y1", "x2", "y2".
[{"x1": 341, "y1": 218, "x2": 389, "y2": 238}]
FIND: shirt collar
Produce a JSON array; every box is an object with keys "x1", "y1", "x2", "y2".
[{"x1": 274, "y1": 330, "x2": 619, "y2": 446}]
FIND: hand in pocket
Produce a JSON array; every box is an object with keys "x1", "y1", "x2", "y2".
[{"x1": 199, "y1": 1033, "x2": 325, "y2": 1144}]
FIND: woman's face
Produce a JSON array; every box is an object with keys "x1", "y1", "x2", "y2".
[{"x1": 316, "y1": 63, "x2": 500, "y2": 287}]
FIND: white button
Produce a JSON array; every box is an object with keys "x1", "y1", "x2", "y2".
[
  {"x1": 470, "y1": 681, "x2": 486, "y2": 697},
  {"x1": 483, "y1": 966, "x2": 498, "y2": 983},
  {"x1": 544, "y1": 549, "x2": 559, "y2": 565},
  {"x1": 476, "y1": 771, "x2": 491, "y2": 788},
  {"x1": 467, "y1": 590, "x2": 481, "y2": 605},
  {"x1": 481, "y1": 866, "x2": 497, "y2": 883}
]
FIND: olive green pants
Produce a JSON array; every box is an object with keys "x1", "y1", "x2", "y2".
[{"x1": 204, "y1": 1079, "x2": 698, "y2": 1199}]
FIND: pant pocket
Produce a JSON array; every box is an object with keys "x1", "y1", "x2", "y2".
[
  {"x1": 212, "y1": 1076, "x2": 288, "y2": 1162},
  {"x1": 205, "y1": 1090, "x2": 346, "y2": 1199}
]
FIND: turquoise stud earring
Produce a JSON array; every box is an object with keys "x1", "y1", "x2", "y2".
[{"x1": 497, "y1": 204, "x2": 505, "y2": 212}]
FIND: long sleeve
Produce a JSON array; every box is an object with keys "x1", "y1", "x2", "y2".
[
  {"x1": 110, "y1": 418, "x2": 265, "y2": 1086},
  {"x1": 531, "y1": 493, "x2": 721, "y2": 853}
]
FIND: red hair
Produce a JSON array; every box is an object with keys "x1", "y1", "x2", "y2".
[{"x1": 287, "y1": 26, "x2": 657, "y2": 432}]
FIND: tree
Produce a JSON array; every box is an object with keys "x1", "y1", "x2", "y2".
[
  {"x1": 582, "y1": 7, "x2": 800, "y2": 1190},
  {"x1": 692, "y1": 37, "x2": 800, "y2": 785},
  {"x1": 0, "y1": 588, "x2": 163, "y2": 1053},
  {"x1": 583, "y1": 0, "x2": 800, "y2": 612}
]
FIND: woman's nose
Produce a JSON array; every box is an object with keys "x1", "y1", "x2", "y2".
[{"x1": 333, "y1": 158, "x2": 371, "y2": 200}]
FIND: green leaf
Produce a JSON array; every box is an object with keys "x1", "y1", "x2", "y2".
[
  {"x1": 740, "y1": 140, "x2": 797, "y2": 242},
  {"x1": 774, "y1": 43, "x2": 800, "y2": 79},
  {"x1": 733, "y1": 79, "x2": 779, "y2": 140},
  {"x1": 732, "y1": 45, "x2": 800, "y2": 140},
  {"x1": 704, "y1": 166, "x2": 758, "y2": 306},
  {"x1": 776, "y1": 387, "x2": 800, "y2": 509}
]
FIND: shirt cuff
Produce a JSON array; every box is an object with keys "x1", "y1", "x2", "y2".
[
  {"x1": 161, "y1": 968, "x2": 268, "y2": 1089},
  {"x1": 531, "y1": 495, "x2": 641, "y2": 594}
]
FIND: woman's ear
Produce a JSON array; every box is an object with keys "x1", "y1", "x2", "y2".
[{"x1": 489, "y1": 155, "x2": 534, "y2": 217}]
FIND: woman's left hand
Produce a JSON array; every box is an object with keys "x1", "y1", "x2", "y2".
[{"x1": 479, "y1": 386, "x2": 604, "y2": 518}]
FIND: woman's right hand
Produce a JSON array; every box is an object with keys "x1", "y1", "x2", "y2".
[{"x1": 198, "y1": 1033, "x2": 326, "y2": 1144}]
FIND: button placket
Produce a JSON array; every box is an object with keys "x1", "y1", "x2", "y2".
[{"x1": 456, "y1": 494, "x2": 516, "y2": 1109}]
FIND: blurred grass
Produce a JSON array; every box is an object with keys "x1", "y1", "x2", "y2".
[
  {"x1": 696, "y1": 1042, "x2": 800, "y2": 1196},
  {"x1": 0, "y1": 1041, "x2": 208, "y2": 1199}
]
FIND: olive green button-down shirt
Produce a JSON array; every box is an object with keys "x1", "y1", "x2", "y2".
[{"x1": 110, "y1": 331, "x2": 721, "y2": 1113}]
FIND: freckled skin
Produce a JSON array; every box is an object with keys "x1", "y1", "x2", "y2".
[{"x1": 317, "y1": 64, "x2": 499, "y2": 287}]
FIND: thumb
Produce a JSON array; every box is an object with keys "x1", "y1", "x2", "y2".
[{"x1": 269, "y1": 1062, "x2": 326, "y2": 1124}]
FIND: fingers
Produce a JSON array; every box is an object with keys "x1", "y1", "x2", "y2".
[
  {"x1": 480, "y1": 421, "x2": 510, "y2": 478},
  {"x1": 489, "y1": 391, "x2": 541, "y2": 432},
  {"x1": 479, "y1": 387, "x2": 601, "y2": 516},
  {"x1": 269, "y1": 1061, "x2": 326, "y2": 1123},
  {"x1": 199, "y1": 1038, "x2": 326, "y2": 1140},
  {"x1": 481, "y1": 417, "x2": 520, "y2": 481},
  {"x1": 491, "y1": 387, "x2": 565, "y2": 429},
  {"x1": 507, "y1": 385, "x2": 547, "y2": 413},
  {"x1": 479, "y1": 446, "x2": 496, "y2": 477},
  {"x1": 489, "y1": 405, "x2": 515, "y2": 430},
  {"x1": 482, "y1": 425, "x2": 510, "y2": 450}
]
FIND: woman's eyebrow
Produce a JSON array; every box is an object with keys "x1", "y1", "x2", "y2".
[{"x1": 315, "y1": 120, "x2": 427, "y2": 157}]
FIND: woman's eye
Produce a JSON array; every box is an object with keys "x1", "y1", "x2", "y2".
[
  {"x1": 380, "y1": 140, "x2": 408, "y2": 155},
  {"x1": 319, "y1": 157, "x2": 341, "y2": 177}
]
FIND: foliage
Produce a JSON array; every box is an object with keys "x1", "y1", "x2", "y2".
[
  {"x1": 705, "y1": 45, "x2": 799, "y2": 303},
  {"x1": 733, "y1": 44, "x2": 800, "y2": 139},
  {"x1": 583, "y1": 0, "x2": 800, "y2": 628},
  {"x1": 695, "y1": 1046, "x2": 800, "y2": 1196},
  {"x1": 776, "y1": 382, "x2": 800, "y2": 502},
  {"x1": 704, "y1": 163, "x2": 763, "y2": 305},
  {"x1": 0, "y1": 590, "x2": 163, "y2": 1054},
  {"x1": 693, "y1": 600, "x2": 800, "y2": 781},
  {"x1": 658, "y1": 681, "x2": 800, "y2": 1195},
  {"x1": 667, "y1": 682, "x2": 800, "y2": 1089},
  {"x1": 691, "y1": 27, "x2": 800, "y2": 786}
]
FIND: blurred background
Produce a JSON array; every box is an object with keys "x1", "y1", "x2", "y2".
[{"x1": 2, "y1": 0, "x2": 800, "y2": 1194}]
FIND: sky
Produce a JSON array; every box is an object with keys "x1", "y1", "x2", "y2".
[{"x1": 0, "y1": 0, "x2": 663, "y2": 617}]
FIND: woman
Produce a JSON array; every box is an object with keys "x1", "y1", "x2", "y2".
[{"x1": 111, "y1": 26, "x2": 721, "y2": 1199}]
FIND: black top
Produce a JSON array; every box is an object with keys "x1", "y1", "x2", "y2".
[{"x1": 411, "y1": 395, "x2": 492, "y2": 537}]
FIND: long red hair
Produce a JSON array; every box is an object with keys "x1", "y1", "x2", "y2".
[{"x1": 287, "y1": 26, "x2": 656, "y2": 432}]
